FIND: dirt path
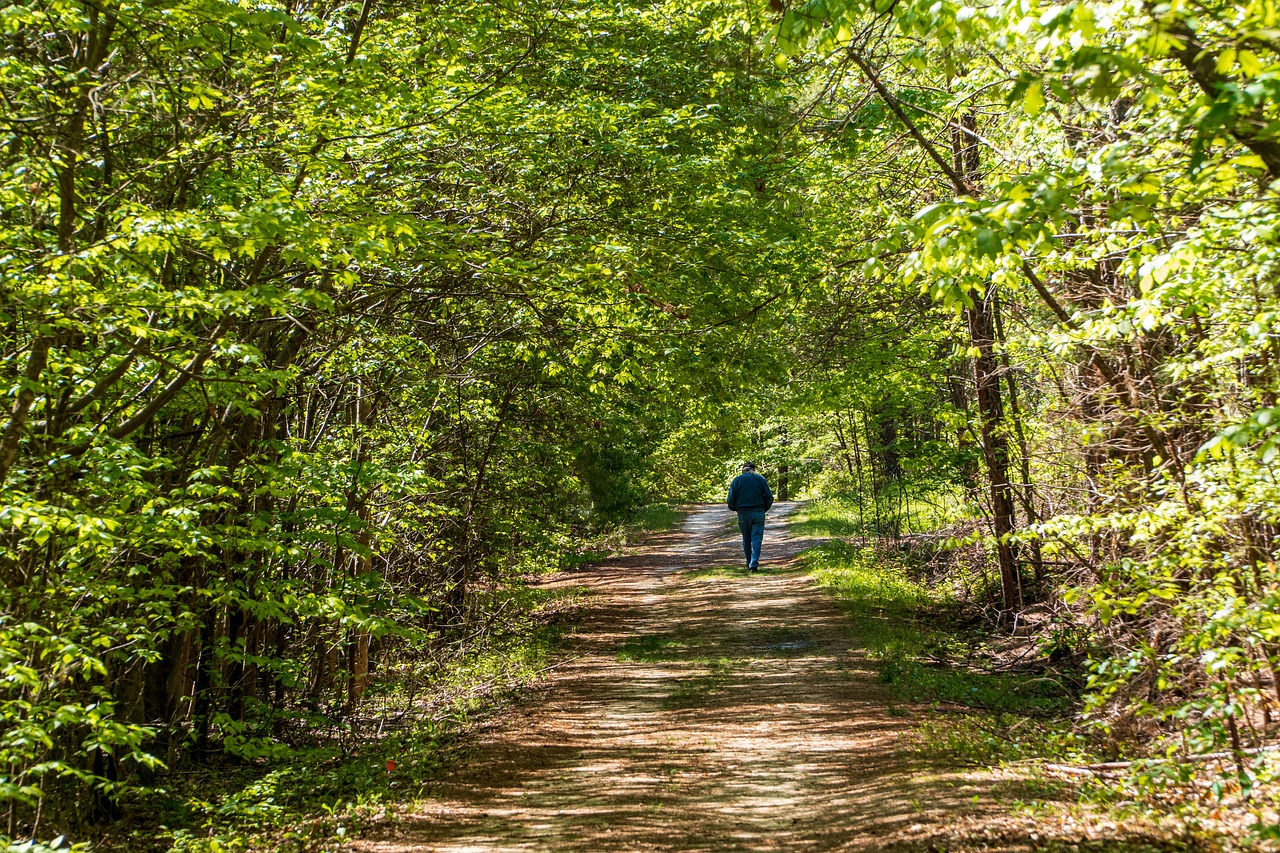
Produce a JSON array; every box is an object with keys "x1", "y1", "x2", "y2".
[{"x1": 354, "y1": 504, "x2": 1029, "y2": 852}]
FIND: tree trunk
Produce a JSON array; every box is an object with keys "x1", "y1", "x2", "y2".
[
  {"x1": 992, "y1": 287, "x2": 1044, "y2": 592},
  {"x1": 966, "y1": 288, "x2": 1021, "y2": 615}
]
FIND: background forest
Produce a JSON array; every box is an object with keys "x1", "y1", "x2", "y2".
[{"x1": 3, "y1": 0, "x2": 1280, "y2": 848}]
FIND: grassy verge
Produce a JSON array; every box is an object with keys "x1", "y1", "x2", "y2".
[
  {"x1": 573, "y1": 503, "x2": 685, "y2": 561},
  {"x1": 788, "y1": 495, "x2": 870, "y2": 538},
  {"x1": 99, "y1": 584, "x2": 588, "y2": 853},
  {"x1": 800, "y1": 539, "x2": 1085, "y2": 764}
]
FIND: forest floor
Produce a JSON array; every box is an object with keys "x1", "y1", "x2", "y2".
[{"x1": 349, "y1": 504, "x2": 1215, "y2": 852}]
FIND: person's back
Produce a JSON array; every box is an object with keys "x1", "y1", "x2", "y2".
[
  {"x1": 727, "y1": 470, "x2": 773, "y2": 511},
  {"x1": 727, "y1": 462, "x2": 773, "y2": 571}
]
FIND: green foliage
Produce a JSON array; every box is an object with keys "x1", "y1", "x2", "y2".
[
  {"x1": 763, "y1": 0, "x2": 1280, "y2": 799},
  {"x1": 0, "y1": 0, "x2": 809, "y2": 841},
  {"x1": 3, "y1": 842, "x2": 91, "y2": 853},
  {"x1": 623, "y1": 504, "x2": 684, "y2": 534},
  {"x1": 6, "y1": 0, "x2": 1280, "y2": 836},
  {"x1": 804, "y1": 542, "x2": 1069, "y2": 711}
]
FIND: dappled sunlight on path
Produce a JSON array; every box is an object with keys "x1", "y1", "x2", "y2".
[{"x1": 352, "y1": 504, "x2": 1038, "y2": 852}]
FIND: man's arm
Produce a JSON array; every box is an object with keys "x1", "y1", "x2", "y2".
[
  {"x1": 762, "y1": 475, "x2": 774, "y2": 510},
  {"x1": 727, "y1": 478, "x2": 738, "y2": 511}
]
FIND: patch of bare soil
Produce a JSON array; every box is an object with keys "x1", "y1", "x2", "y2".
[{"x1": 351, "y1": 505, "x2": 1188, "y2": 852}]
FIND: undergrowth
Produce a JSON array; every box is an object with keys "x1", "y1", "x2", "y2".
[
  {"x1": 85, "y1": 507, "x2": 691, "y2": 853},
  {"x1": 94, "y1": 584, "x2": 589, "y2": 853},
  {"x1": 625, "y1": 503, "x2": 683, "y2": 534},
  {"x1": 797, "y1": 513, "x2": 1280, "y2": 849},
  {"x1": 575, "y1": 503, "x2": 685, "y2": 559}
]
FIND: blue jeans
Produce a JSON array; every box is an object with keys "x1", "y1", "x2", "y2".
[{"x1": 737, "y1": 509, "x2": 766, "y2": 569}]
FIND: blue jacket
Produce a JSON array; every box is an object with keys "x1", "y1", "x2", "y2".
[{"x1": 727, "y1": 471, "x2": 773, "y2": 512}]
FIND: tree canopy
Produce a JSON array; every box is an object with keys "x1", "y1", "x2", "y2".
[{"x1": 5, "y1": 0, "x2": 1280, "y2": 844}]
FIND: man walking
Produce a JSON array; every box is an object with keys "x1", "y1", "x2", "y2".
[{"x1": 727, "y1": 461, "x2": 773, "y2": 572}]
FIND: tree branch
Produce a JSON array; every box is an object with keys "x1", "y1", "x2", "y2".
[
  {"x1": 1168, "y1": 20, "x2": 1280, "y2": 179},
  {"x1": 104, "y1": 319, "x2": 231, "y2": 441},
  {"x1": 0, "y1": 336, "x2": 51, "y2": 485},
  {"x1": 64, "y1": 337, "x2": 145, "y2": 417},
  {"x1": 847, "y1": 48, "x2": 973, "y2": 195}
]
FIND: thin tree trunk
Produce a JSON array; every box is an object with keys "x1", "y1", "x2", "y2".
[
  {"x1": 966, "y1": 288, "x2": 1022, "y2": 615},
  {"x1": 848, "y1": 413, "x2": 866, "y2": 532},
  {"x1": 0, "y1": 336, "x2": 50, "y2": 485},
  {"x1": 992, "y1": 287, "x2": 1045, "y2": 591},
  {"x1": 861, "y1": 411, "x2": 882, "y2": 534}
]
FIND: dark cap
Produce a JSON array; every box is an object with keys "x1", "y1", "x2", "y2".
[{"x1": 742, "y1": 461, "x2": 756, "y2": 471}]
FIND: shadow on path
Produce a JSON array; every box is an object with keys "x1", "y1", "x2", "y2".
[{"x1": 351, "y1": 504, "x2": 1068, "y2": 852}]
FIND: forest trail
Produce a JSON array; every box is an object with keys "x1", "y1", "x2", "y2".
[{"x1": 353, "y1": 504, "x2": 1033, "y2": 852}]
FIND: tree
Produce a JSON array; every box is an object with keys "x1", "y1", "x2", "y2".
[
  {"x1": 0, "y1": 0, "x2": 809, "y2": 836},
  {"x1": 769, "y1": 0, "x2": 1280, "y2": 767}
]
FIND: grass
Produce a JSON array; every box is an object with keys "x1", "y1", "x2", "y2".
[
  {"x1": 661, "y1": 658, "x2": 733, "y2": 710},
  {"x1": 790, "y1": 495, "x2": 869, "y2": 538},
  {"x1": 625, "y1": 503, "x2": 683, "y2": 533},
  {"x1": 800, "y1": 540, "x2": 1085, "y2": 764},
  {"x1": 791, "y1": 486, "x2": 970, "y2": 539},
  {"x1": 684, "y1": 562, "x2": 802, "y2": 580},
  {"x1": 627, "y1": 502, "x2": 686, "y2": 527},
  {"x1": 615, "y1": 633, "x2": 737, "y2": 710},
  {"x1": 581, "y1": 503, "x2": 686, "y2": 558},
  {"x1": 799, "y1": 501, "x2": 1280, "y2": 850},
  {"x1": 617, "y1": 633, "x2": 689, "y2": 662}
]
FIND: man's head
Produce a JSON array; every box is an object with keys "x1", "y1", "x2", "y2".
[{"x1": 742, "y1": 461, "x2": 756, "y2": 472}]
